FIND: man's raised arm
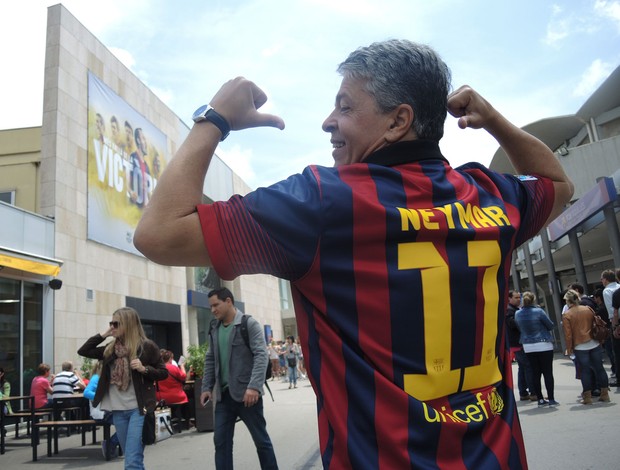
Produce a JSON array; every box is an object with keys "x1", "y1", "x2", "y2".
[
  {"x1": 133, "y1": 78, "x2": 285, "y2": 266},
  {"x1": 448, "y1": 85, "x2": 574, "y2": 223}
]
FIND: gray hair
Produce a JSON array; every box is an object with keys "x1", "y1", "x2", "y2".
[{"x1": 337, "y1": 39, "x2": 452, "y2": 142}]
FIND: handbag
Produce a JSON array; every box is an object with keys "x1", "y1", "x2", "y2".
[
  {"x1": 142, "y1": 410, "x2": 156, "y2": 445},
  {"x1": 155, "y1": 407, "x2": 174, "y2": 441},
  {"x1": 591, "y1": 315, "x2": 610, "y2": 342},
  {"x1": 142, "y1": 404, "x2": 174, "y2": 445},
  {"x1": 286, "y1": 353, "x2": 297, "y2": 368}
]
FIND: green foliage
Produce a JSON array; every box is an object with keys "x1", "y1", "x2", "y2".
[
  {"x1": 185, "y1": 343, "x2": 209, "y2": 378},
  {"x1": 79, "y1": 356, "x2": 95, "y2": 379}
]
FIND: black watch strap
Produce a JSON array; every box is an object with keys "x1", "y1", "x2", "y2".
[{"x1": 193, "y1": 105, "x2": 230, "y2": 141}]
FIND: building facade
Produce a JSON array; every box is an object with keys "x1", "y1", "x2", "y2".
[
  {"x1": 490, "y1": 66, "x2": 620, "y2": 350},
  {"x1": 0, "y1": 5, "x2": 283, "y2": 397}
]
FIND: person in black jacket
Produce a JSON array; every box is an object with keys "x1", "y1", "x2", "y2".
[
  {"x1": 78, "y1": 307, "x2": 167, "y2": 470},
  {"x1": 505, "y1": 290, "x2": 535, "y2": 400}
]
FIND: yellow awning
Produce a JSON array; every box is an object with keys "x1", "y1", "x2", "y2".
[{"x1": 0, "y1": 253, "x2": 61, "y2": 276}]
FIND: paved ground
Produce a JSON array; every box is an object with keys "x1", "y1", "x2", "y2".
[{"x1": 1, "y1": 355, "x2": 618, "y2": 469}]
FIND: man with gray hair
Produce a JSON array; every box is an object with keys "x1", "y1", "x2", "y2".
[
  {"x1": 135, "y1": 39, "x2": 573, "y2": 468},
  {"x1": 52, "y1": 361, "x2": 85, "y2": 398}
]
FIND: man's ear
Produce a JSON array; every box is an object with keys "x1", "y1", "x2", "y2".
[{"x1": 385, "y1": 104, "x2": 416, "y2": 142}]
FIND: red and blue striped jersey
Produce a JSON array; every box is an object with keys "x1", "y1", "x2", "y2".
[{"x1": 197, "y1": 140, "x2": 554, "y2": 469}]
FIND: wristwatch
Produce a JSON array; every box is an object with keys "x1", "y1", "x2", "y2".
[{"x1": 192, "y1": 104, "x2": 230, "y2": 141}]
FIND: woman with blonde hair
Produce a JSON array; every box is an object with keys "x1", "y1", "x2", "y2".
[
  {"x1": 78, "y1": 307, "x2": 167, "y2": 469},
  {"x1": 562, "y1": 289, "x2": 611, "y2": 404},
  {"x1": 515, "y1": 291, "x2": 559, "y2": 407}
]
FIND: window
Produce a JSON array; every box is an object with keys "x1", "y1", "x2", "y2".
[
  {"x1": 0, "y1": 190, "x2": 15, "y2": 204},
  {"x1": 279, "y1": 278, "x2": 291, "y2": 310}
]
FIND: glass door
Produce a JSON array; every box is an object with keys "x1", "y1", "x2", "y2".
[{"x1": 0, "y1": 278, "x2": 43, "y2": 396}]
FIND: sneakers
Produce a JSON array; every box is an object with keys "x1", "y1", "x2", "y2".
[
  {"x1": 537, "y1": 399, "x2": 549, "y2": 407},
  {"x1": 519, "y1": 395, "x2": 531, "y2": 401},
  {"x1": 101, "y1": 440, "x2": 119, "y2": 460},
  {"x1": 548, "y1": 399, "x2": 560, "y2": 407}
]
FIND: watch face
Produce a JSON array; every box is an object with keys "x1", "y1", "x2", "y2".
[{"x1": 192, "y1": 104, "x2": 210, "y2": 122}]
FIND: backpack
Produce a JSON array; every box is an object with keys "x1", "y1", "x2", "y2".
[{"x1": 237, "y1": 314, "x2": 274, "y2": 401}]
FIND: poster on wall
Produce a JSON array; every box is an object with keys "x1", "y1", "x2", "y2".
[{"x1": 87, "y1": 71, "x2": 168, "y2": 255}]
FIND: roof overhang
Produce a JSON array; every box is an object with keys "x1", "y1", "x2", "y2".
[
  {"x1": 0, "y1": 246, "x2": 63, "y2": 277},
  {"x1": 489, "y1": 115, "x2": 585, "y2": 173}
]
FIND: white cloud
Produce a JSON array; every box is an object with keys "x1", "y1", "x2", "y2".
[
  {"x1": 595, "y1": 0, "x2": 620, "y2": 30},
  {"x1": 543, "y1": 1, "x2": 612, "y2": 46},
  {"x1": 544, "y1": 19, "x2": 570, "y2": 45},
  {"x1": 573, "y1": 59, "x2": 615, "y2": 97}
]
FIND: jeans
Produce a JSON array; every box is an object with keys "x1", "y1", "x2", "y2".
[
  {"x1": 112, "y1": 408, "x2": 145, "y2": 470},
  {"x1": 214, "y1": 389, "x2": 278, "y2": 469},
  {"x1": 574, "y1": 346, "x2": 609, "y2": 392},
  {"x1": 525, "y1": 350, "x2": 555, "y2": 401},
  {"x1": 104, "y1": 412, "x2": 120, "y2": 448},
  {"x1": 288, "y1": 366, "x2": 297, "y2": 385},
  {"x1": 612, "y1": 336, "x2": 620, "y2": 379},
  {"x1": 604, "y1": 335, "x2": 615, "y2": 371},
  {"x1": 514, "y1": 349, "x2": 534, "y2": 397}
]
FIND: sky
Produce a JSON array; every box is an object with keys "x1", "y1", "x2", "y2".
[{"x1": 1, "y1": 0, "x2": 619, "y2": 190}]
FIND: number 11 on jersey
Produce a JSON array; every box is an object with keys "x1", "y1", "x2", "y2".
[{"x1": 399, "y1": 240, "x2": 503, "y2": 401}]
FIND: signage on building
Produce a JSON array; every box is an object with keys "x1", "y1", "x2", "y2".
[
  {"x1": 87, "y1": 72, "x2": 168, "y2": 255},
  {"x1": 547, "y1": 177, "x2": 617, "y2": 242}
]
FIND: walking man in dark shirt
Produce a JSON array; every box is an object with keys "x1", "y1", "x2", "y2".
[{"x1": 200, "y1": 288, "x2": 278, "y2": 469}]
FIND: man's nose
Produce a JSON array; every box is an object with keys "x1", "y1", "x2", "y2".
[{"x1": 322, "y1": 111, "x2": 336, "y2": 133}]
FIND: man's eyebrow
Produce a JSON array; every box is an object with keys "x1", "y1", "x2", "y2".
[{"x1": 334, "y1": 92, "x2": 347, "y2": 106}]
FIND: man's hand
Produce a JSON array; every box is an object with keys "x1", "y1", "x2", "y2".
[
  {"x1": 243, "y1": 388, "x2": 260, "y2": 407},
  {"x1": 448, "y1": 84, "x2": 573, "y2": 224},
  {"x1": 200, "y1": 391, "x2": 212, "y2": 407},
  {"x1": 447, "y1": 85, "x2": 498, "y2": 131},
  {"x1": 210, "y1": 77, "x2": 285, "y2": 132}
]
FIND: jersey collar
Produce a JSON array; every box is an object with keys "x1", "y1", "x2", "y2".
[{"x1": 363, "y1": 140, "x2": 448, "y2": 167}]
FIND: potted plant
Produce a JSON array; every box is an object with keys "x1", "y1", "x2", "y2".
[
  {"x1": 184, "y1": 343, "x2": 213, "y2": 432},
  {"x1": 185, "y1": 343, "x2": 208, "y2": 380}
]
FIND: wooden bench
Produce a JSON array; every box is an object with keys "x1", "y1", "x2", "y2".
[
  {"x1": 32, "y1": 418, "x2": 112, "y2": 461},
  {"x1": 0, "y1": 395, "x2": 49, "y2": 455},
  {"x1": 6, "y1": 408, "x2": 52, "y2": 439},
  {"x1": 29, "y1": 395, "x2": 113, "y2": 461}
]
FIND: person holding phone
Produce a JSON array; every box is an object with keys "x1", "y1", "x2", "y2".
[{"x1": 78, "y1": 307, "x2": 167, "y2": 470}]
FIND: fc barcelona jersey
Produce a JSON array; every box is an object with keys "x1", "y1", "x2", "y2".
[{"x1": 197, "y1": 140, "x2": 554, "y2": 469}]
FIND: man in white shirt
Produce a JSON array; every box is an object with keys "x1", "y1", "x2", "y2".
[
  {"x1": 601, "y1": 269, "x2": 620, "y2": 385},
  {"x1": 52, "y1": 361, "x2": 85, "y2": 398}
]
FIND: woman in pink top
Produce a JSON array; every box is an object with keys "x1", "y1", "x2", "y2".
[{"x1": 30, "y1": 363, "x2": 53, "y2": 409}]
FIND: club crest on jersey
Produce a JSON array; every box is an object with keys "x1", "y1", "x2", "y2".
[{"x1": 516, "y1": 174, "x2": 538, "y2": 181}]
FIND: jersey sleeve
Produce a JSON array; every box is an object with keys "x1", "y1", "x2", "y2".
[
  {"x1": 458, "y1": 162, "x2": 555, "y2": 246},
  {"x1": 197, "y1": 167, "x2": 323, "y2": 281},
  {"x1": 510, "y1": 173, "x2": 555, "y2": 246}
]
